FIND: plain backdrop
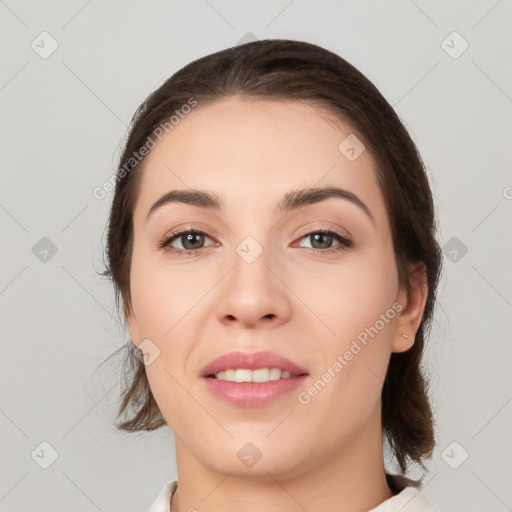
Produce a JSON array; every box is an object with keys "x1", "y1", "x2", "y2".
[{"x1": 1, "y1": 1, "x2": 511, "y2": 511}]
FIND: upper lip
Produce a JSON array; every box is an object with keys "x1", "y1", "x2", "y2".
[{"x1": 200, "y1": 350, "x2": 309, "y2": 377}]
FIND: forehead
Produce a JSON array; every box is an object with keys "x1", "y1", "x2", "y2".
[{"x1": 133, "y1": 97, "x2": 387, "y2": 226}]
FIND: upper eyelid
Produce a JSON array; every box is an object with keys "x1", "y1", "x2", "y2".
[{"x1": 295, "y1": 222, "x2": 350, "y2": 239}]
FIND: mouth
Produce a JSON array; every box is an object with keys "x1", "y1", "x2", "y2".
[
  {"x1": 205, "y1": 368, "x2": 308, "y2": 382},
  {"x1": 200, "y1": 350, "x2": 309, "y2": 407},
  {"x1": 200, "y1": 350, "x2": 309, "y2": 379}
]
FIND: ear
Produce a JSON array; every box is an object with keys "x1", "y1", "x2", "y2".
[
  {"x1": 125, "y1": 303, "x2": 142, "y2": 348},
  {"x1": 392, "y1": 263, "x2": 428, "y2": 353}
]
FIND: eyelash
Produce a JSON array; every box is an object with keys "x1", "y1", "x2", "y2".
[{"x1": 158, "y1": 225, "x2": 353, "y2": 258}]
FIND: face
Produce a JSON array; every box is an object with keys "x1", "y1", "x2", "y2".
[{"x1": 126, "y1": 97, "x2": 417, "y2": 479}]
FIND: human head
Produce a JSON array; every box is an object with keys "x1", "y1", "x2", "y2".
[{"x1": 100, "y1": 39, "x2": 442, "y2": 477}]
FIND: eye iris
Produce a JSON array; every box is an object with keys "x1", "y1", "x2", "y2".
[
  {"x1": 182, "y1": 233, "x2": 204, "y2": 249},
  {"x1": 311, "y1": 232, "x2": 332, "y2": 249}
]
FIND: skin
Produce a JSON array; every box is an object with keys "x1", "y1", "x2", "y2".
[{"x1": 126, "y1": 96, "x2": 428, "y2": 512}]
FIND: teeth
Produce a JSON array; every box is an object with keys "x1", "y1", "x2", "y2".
[
  {"x1": 213, "y1": 368, "x2": 298, "y2": 382},
  {"x1": 248, "y1": 368, "x2": 268, "y2": 383},
  {"x1": 270, "y1": 368, "x2": 282, "y2": 380}
]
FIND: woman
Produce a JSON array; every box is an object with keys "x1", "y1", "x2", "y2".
[{"x1": 101, "y1": 39, "x2": 443, "y2": 512}]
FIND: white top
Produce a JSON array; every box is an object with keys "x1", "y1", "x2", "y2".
[{"x1": 146, "y1": 474, "x2": 441, "y2": 512}]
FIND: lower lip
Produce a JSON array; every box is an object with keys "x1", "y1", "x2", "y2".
[{"x1": 203, "y1": 375, "x2": 308, "y2": 407}]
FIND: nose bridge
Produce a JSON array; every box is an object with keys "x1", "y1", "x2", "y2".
[
  {"x1": 231, "y1": 231, "x2": 273, "y2": 301},
  {"x1": 215, "y1": 228, "x2": 290, "y2": 327}
]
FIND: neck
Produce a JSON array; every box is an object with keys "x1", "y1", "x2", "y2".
[{"x1": 171, "y1": 405, "x2": 394, "y2": 512}]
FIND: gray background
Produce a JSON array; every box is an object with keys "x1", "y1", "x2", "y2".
[{"x1": 1, "y1": 1, "x2": 511, "y2": 511}]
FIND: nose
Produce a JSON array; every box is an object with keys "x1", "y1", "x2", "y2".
[{"x1": 215, "y1": 245, "x2": 292, "y2": 329}]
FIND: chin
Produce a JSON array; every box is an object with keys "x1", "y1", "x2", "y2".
[{"x1": 199, "y1": 438, "x2": 311, "y2": 481}]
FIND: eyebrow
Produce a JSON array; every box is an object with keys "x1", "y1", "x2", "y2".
[{"x1": 145, "y1": 186, "x2": 374, "y2": 225}]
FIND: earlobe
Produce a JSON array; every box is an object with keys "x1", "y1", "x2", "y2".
[
  {"x1": 392, "y1": 264, "x2": 428, "y2": 353},
  {"x1": 394, "y1": 332, "x2": 414, "y2": 353}
]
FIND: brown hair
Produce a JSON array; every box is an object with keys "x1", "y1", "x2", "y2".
[{"x1": 99, "y1": 39, "x2": 443, "y2": 479}]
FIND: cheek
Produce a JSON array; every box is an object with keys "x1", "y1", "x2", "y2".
[
  {"x1": 128, "y1": 249, "x2": 212, "y2": 396},
  {"x1": 129, "y1": 248, "x2": 206, "y2": 338},
  {"x1": 293, "y1": 259, "x2": 397, "y2": 441},
  {"x1": 297, "y1": 251, "x2": 398, "y2": 405},
  {"x1": 299, "y1": 252, "x2": 398, "y2": 340}
]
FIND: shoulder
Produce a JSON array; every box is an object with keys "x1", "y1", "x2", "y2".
[
  {"x1": 146, "y1": 480, "x2": 177, "y2": 512},
  {"x1": 145, "y1": 477, "x2": 442, "y2": 512},
  {"x1": 369, "y1": 486, "x2": 441, "y2": 512},
  {"x1": 370, "y1": 473, "x2": 441, "y2": 512}
]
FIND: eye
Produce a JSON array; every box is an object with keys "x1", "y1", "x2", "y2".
[
  {"x1": 158, "y1": 225, "x2": 353, "y2": 257},
  {"x1": 294, "y1": 227, "x2": 353, "y2": 255},
  {"x1": 158, "y1": 229, "x2": 216, "y2": 256}
]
